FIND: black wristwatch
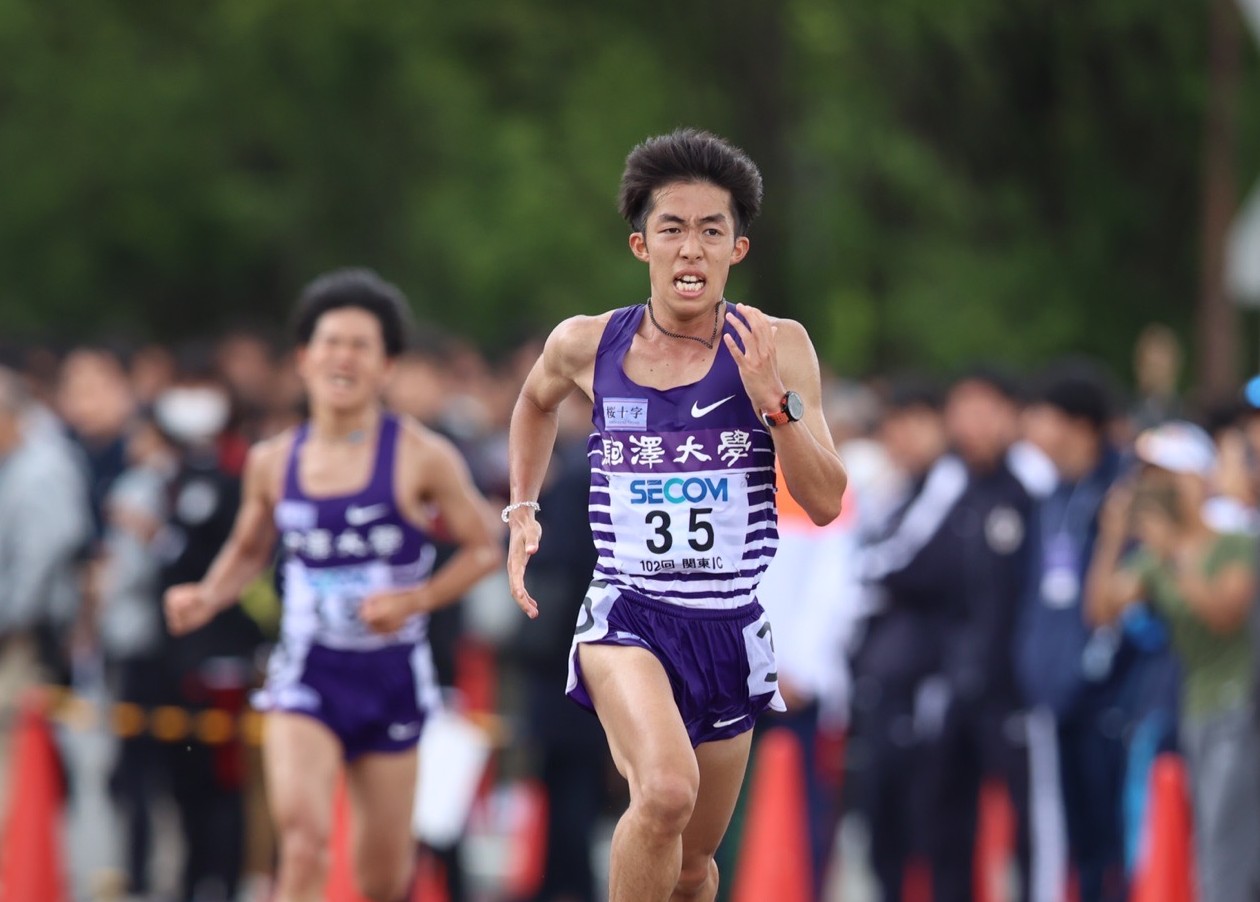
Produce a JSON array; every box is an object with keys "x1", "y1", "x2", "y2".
[{"x1": 762, "y1": 390, "x2": 804, "y2": 428}]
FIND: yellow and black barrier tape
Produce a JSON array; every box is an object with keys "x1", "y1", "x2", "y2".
[{"x1": 0, "y1": 685, "x2": 506, "y2": 747}]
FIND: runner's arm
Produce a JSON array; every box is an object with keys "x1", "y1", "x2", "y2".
[
  {"x1": 194, "y1": 440, "x2": 282, "y2": 612},
  {"x1": 724, "y1": 305, "x2": 845, "y2": 525},
  {"x1": 505, "y1": 316, "x2": 598, "y2": 616},
  {"x1": 768, "y1": 320, "x2": 847, "y2": 525},
  {"x1": 409, "y1": 434, "x2": 502, "y2": 612}
]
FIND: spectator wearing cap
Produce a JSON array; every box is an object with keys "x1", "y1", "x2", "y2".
[
  {"x1": 1087, "y1": 421, "x2": 1260, "y2": 902},
  {"x1": 1015, "y1": 363, "x2": 1131, "y2": 902},
  {"x1": 1199, "y1": 397, "x2": 1260, "y2": 536}
]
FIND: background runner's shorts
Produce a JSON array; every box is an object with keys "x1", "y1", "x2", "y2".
[
  {"x1": 566, "y1": 579, "x2": 786, "y2": 747},
  {"x1": 254, "y1": 640, "x2": 441, "y2": 760}
]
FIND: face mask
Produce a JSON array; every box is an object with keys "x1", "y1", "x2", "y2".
[{"x1": 154, "y1": 387, "x2": 231, "y2": 445}]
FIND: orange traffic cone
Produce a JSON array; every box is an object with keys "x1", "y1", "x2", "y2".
[
  {"x1": 732, "y1": 728, "x2": 812, "y2": 902},
  {"x1": 504, "y1": 779, "x2": 548, "y2": 901},
  {"x1": 974, "y1": 779, "x2": 1016, "y2": 902},
  {"x1": 903, "y1": 858, "x2": 932, "y2": 902},
  {"x1": 325, "y1": 775, "x2": 370, "y2": 902},
  {"x1": 1131, "y1": 754, "x2": 1195, "y2": 902},
  {"x1": 411, "y1": 849, "x2": 448, "y2": 902},
  {"x1": 0, "y1": 691, "x2": 70, "y2": 902}
]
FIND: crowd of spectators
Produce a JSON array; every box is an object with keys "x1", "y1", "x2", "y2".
[{"x1": 1, "y1": 322, "x2": 1257, "y2": 902}]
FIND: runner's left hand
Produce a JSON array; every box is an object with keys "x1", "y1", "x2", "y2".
[
  {"x1": 722, "y1": 303, "x2": 785, "y2": 414},
  {"x1": 360, "y1": 587, "x2": 425, "y2": 634}
]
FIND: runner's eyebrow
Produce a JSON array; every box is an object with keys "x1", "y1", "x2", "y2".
[{"x1": 656, "y1": 213, "x2": 729, "y2": 226}]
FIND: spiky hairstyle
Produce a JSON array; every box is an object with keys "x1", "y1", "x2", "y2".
[{"x1": 618, "y1": 128, "x2": 763, "y2": 236}]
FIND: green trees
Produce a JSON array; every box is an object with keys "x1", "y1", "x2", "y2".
[{"x1": 0, "y1": 0, "x2": 1254, "y2": 380}]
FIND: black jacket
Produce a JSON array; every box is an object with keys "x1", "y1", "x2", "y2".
[{"x1": 854, "y1": 451, "x2": 1034, "y2": 706}]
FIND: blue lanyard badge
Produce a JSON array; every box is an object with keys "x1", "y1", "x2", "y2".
[{"x1": 1040, "y1": 532, "x2": 1080, "y2": 608}]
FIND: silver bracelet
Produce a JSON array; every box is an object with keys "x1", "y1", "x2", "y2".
[{"x1": 501, "y1": 500, "x2": 541, "y2": 523}]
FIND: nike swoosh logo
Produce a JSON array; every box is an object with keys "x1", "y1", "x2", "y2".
[
  {"x1": 346, "y1": 503, "x2": 389, "y2": 526},
  {"x1": 691, "y1": 395, "x2": 736, "y2": 418},
  {"x1": 712, "y1": 714, "x2": 747, "y2": 729},
  {"x1": 387, "y1": 722, "x2": 423, "y2": 741}
]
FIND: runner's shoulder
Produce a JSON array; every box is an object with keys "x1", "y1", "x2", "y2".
[
  {"x1": 769, "y1": 315, "x2": 809, "y2": 344},
  {"x1": 546, "y1": 312, "x2": 614, "y2": 374},
  {"x1": 246, "y1": 430, "x2": 295, "y2": 472},
  {"x1": 242, "y1": 429, "x2": 296, "y2": 499}
]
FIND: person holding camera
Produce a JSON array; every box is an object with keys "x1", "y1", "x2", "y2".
[{"x1": 1086, "y1": 421, "x2": 1260, "y2": 902}]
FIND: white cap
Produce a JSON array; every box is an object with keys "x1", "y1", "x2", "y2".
[{"x1": 1134, "y1": 420, "x2": 1216, "y2": 477}]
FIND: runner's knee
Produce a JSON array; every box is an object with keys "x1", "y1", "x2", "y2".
[
  {"x1": 675, "y1": 856, "x2": 717, "y2": 898},
  {"x1": 276, "y1": 821, "x2": 329, "y2": 885},
  {"x1": 635, "y1": 770, "x2": 698, "y2": 834}
]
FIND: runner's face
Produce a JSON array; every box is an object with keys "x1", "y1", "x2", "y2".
[
  {"x1": 298, "y1": 307, "x2": 392, "y2": 414},
  {"x1": 629, "y1": 181, "x2": 749, "y2": 318}
]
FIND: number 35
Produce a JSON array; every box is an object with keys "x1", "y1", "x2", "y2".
[{"x1": 644, "y1": 507, "x2": 714, "y2": 554}]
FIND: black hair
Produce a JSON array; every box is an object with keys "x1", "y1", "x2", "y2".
[
  {"x1": 949, "y1": 364, "x2": 1024, "y2": 404},
  {"x1": 884, "y1": 374, "x2": 945, "y2": 414},
  {"x1": 618, "y1": 129, "x2": 764, "y2": 236},
  {"x1": 1202, "y1": 396, "x2": 1246, "y2": 438},
  {"x1": 170, "y1": 340, "x2": 222, "y2": 384},
  {"x1": 1033, "y1": 360, "x2": 1115, "y2": 432},
  {"x1": 292, "y1": 268, "x2": 411, "y2": 358}
]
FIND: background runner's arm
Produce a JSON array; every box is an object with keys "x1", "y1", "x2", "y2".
[
  {"x1": 412, "y1": 437, "x2": 502, "y2": 611},
  {"x1": 197, "y1": 442, "x2": 280, "y2": 611}
]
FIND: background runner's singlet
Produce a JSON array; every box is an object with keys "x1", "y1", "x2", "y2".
[
  {"x1": 273, "y1": 413, "x2": 437, "y2": 649},
  {"x1": 587, "y1": 304, "x2": 779, "y2": 609}
]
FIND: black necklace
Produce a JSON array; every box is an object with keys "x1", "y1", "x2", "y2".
[{"x1": 645, "y1": 298, "x2": 724, "y2": 350}]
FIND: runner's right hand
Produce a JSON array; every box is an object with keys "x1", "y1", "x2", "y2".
[
  {"x1": 163, "y1": 583, "x2": 220, "y2": 636},
  {"x1": 506, "y1": 513, "x2": 541, "y2": 619}
]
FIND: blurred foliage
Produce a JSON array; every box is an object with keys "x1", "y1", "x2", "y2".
[{"x1": 0, "y1": 0, "x2": 1257, "y2": 378}]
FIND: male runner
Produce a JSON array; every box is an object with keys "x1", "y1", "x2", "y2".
[
  {"x1": 505, "y1": 129, "x2": 846, "y2": 902},
  {"x1": 165, "y1": 269, "x2": 501, "y2": 902}
]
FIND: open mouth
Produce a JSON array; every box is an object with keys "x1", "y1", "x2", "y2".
[{"x1": 673, "y1": 274, "x2": 706, "y2": 297}]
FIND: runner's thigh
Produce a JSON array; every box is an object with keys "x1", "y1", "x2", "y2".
[
  {"x1": 346, "y1": 748, "x2": 420, "y2": 887},
  {"x1": 264, "y1": 712, "x2": 342, "y2": 837},
  {"x1": 578, "y1": 643, "x2": 697, "y2": 788}
]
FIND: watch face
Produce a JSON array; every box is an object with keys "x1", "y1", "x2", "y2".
[{"x1": 784, "y1": 391, "x2": 804, "y2": 421}]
